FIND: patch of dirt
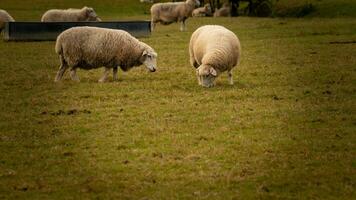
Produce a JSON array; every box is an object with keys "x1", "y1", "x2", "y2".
[{"x1": 41, "y1": 109, "x2": 91, "y2": 116}]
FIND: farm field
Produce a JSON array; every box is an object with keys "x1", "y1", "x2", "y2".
[{"x1": 0, "y1": 0, "x2": 356, "y2": 199}]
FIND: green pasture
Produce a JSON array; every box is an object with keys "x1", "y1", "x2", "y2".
[{"x1": 0, "y1": 0, "x2": 355, "y2": 199}]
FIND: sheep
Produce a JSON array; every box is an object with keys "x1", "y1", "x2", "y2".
[
  {"x1": 192, "y1": 3, "x2": 212, "y2": 17},
  {"x1": 189, "y1": 25, "x2": 241, "y2": 87},
  {"x1": 54, "y1": 26, "x2": 158, "y2": 82},
  {"x1": 0, "y1": 9, "x2": 15, "y2": 31},
  {"x1": 140, "y1": 0, "x2": 154, "y2": 3},
  {"x1": 150, "y1": 0, "x2": 200, "y2": 31},
  {"x1": 213, "y1": 3, "x2": 231, "y2": 17},
  {"x1": 41, "y1": 6, "x2": 101, "y2": 22}
]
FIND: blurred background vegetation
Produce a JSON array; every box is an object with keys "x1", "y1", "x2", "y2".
[{"x1": 1, "y1": 0, "x2": 356, "y2": 20}]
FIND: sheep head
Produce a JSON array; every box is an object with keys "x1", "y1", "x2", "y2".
[
  {"x1": 196, "y1": 64, "x2": 218, "y2": 87},
  {"x1": 84, "y1": 7, "x2": 99, "y2": 21},
  {"x1": 141, "y1": 49, "x2": 157, "y2": 72}
]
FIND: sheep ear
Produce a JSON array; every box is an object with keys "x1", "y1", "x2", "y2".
[
  {"x1": 140, "y1": 50, "x2": 148, "y2": 62},
  {"x1": 210, "y1": 68, "x2": 217, "y2": 76}
]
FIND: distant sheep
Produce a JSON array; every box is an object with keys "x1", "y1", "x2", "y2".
[
  {"x1": 140, "y1": 0, "x2": 154, "y2": 3},
  {"x1": 0, "y1": 9, "x2": 15, "y2": 31},
  {"x1": 192, "y1": 3, "x2": 212, "y2": 17},
  {"x1": 54, "y1": 27, "x2": 157, "y2": 82},
  {"x1": 213, "y1": 3, "x2": 231, "y2": 17},
  {"x1": 41, "y1": 6, "x2": 101, "y2": 22},
  {"x1": 189, "y1": 25, "x2": 241, "y2": 87},
  {"x1": 150, "y1": 0, "x2": 200, "y2": 31}
]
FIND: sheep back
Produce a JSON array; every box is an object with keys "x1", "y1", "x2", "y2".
[
  {"x1": 56, "y1": 26, "x2": 153, "y2": 71},
  {"x1": 41, "y1": 7, "x2": 99, "y2": 22},
  {"x1": 189, "y1": 25, "x2": 241, "y2": 72},
  {"x1": 151, "y1": 0, "x2": 197, "y2": 23}
]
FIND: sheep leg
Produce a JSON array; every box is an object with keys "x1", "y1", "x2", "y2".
[
  {"x1": 54, "y1": 57, "x2": 68, "y2": 82},
  {"x1": 197, "y1": 75, "x2": 202, "y2": 85},
  {"x1": 98, "y1": 67, "x2": 110, "y2": 83},
  {"x1": 228, "y1": 70, "x2": 233, "y2": 85},
  {"x1": 113, "y1": 67, "x2": 118, "y2": 81},
  {"x1": 151, "y1": 21, "x2": 156, "y2": 32},
  {"x1": 70, "y1": 68, "x2": 80, "y2": 82},
  {"x1": 196, "y1": 71, "x2": 202, "y2": 85},
  {"x1": 180, "y1": 21, "x2": 186, "y2": 31}
]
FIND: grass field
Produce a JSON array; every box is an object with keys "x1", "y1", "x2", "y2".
[{"x1": 1, "y1": 0, "x2": 356, "y2": 199}]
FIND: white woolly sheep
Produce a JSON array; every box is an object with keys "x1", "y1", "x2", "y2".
[
  {"x1": 41, "y1": 6, "x2": 101, "y2": 22},
  {"x1": 0, "y1": 9, "x2": 15, "y2": 31},
  {"x1": 213, "y1": 3, "x2": 231, "y2": 17},
  {"x1": 54, "y1": 26, "x2": 157, "y2": 82},
  {"x1": 150, "y1": 0, "x2": 200, "y2": 31},
  {"x1": 189, "y1": 25, "x2": 241, "y2": 87},
  {"x1": 192, "y1": 4, "x2": 212, "y2": 17},
  {"x1": 140, "y1": 0, "x2": 154, "y2": 3}
]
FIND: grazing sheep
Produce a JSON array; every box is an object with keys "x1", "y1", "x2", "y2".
[
  {"x1": 189, "y1": 25, "x2": 241, "y2": 87},
  {"x1": 0, "y1": 9, "x2": 15, "y2": 31},
  {"x1": 150, "y1": 0, "x2": 200, "y2": 31},
  {"x1": 41, "y1": 6, "x2": 101, "y2": 22},
  {"x1": 213, "y1": 3, "x2": 231, "y2": 17},
  {"x1": 54, "y1": 27, "x2": 157, "y2": 82},
  {"x1": 192, "y1": 3, "x2": 212, "y2": 17},
  {"x1": 140, "y1": 0, "x2": 154, "y2": 3}
]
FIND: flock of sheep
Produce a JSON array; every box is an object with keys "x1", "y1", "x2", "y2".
[{"x1": 0, "y1": 0, "x2": 241, "y2": 88}]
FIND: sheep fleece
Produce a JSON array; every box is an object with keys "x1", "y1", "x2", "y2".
[
  {"x1": 0, "y1": 9, "x2": 15, "y2": 30},
  {"x1": 55, "y1": 26, "x2": 154, "y2": 71},
  {"x1": 150, "y1": 0, "x2": 197, "y2": 24},
  {"x1": 213, "y1": 5, "x2": 231, "y2": 17},
  {"x1": 41, "y1": 7, "x2": 98, "y2": 22},
  {"x1": 192, "y1": 4, "x2": 212, "y2": 17},
  {"x1": 189, "y1": 25, "x2": 241, "y2": 72}
]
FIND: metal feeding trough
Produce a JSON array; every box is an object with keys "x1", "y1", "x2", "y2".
[{"x1": 3, "y1": 21, "x2": 151, "y2": 41}]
